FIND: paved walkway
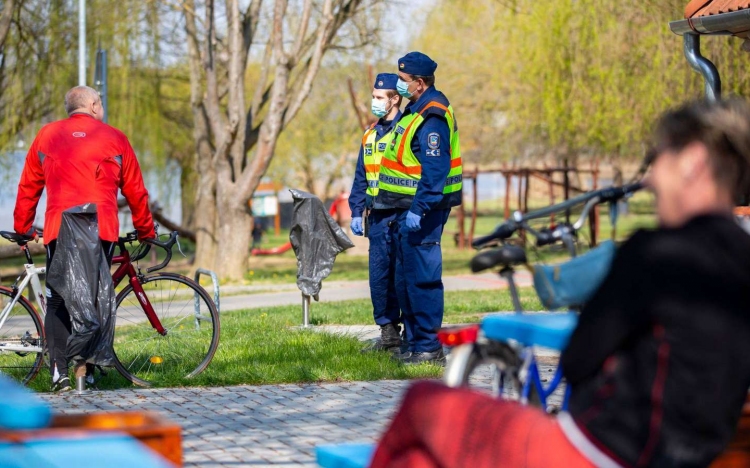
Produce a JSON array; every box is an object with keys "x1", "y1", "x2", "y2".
[
  {"x1": 38, "y1": 273, "x2": 546, "y2": 467},
  {"x1": 216, "y1": 271, "x2": 532, "y2": 312},
  {"x1": 40, "y1": 355, "x2": 561, "y2": 467}
]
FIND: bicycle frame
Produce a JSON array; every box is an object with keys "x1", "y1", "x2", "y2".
[
  {"x1": 0, "y1": 262, "x2": 46, "y2": 354},
  {"x1": 111, "y1": 247, "x2": 167, "y2": 336}
]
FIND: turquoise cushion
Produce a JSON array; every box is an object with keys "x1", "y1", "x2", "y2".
[
  {"x1": 0, "y1": 374, "x2": 52, "y2": 430},
  {"x1": 316, "y1": 443, "x2": 375, "y2": 468},
  {"x1": 481, "y1": 313, "x2": 578, "y2": 350},
  {"x1": 24, "y1": 433, "x2": 174, "y2": 468}
]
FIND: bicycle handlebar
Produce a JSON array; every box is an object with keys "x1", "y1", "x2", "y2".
[
  {"x1": 472, "y1": 182, "x2": 644, "y2": 249},
  {"x1": 118, "y1": 230, "x2": 179, "y2": 273}
]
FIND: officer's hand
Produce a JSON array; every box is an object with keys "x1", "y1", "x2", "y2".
[
  {"x1": 405, "y1": 211, "x2": 422, "y2": 232},
  {"x1": 351, "y1": 217, "x2": 364, "y2": 236}
]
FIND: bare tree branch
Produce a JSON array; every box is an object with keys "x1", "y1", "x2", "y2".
[
  {"x1": 289, "y1": 0, "x2": 312, "y2": 64},
  {"x1": 0, "y1": 0, "x2": 14, "y2": 51},
  {"x1": 283, "y1": 0, "x2": 334, "y2": 126}
]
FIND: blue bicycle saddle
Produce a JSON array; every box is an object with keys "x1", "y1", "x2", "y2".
[{"x1": 481, "y1": 312, "x2": 579, "y2": 351}]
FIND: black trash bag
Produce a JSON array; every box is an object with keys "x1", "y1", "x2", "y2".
[
  {"x1": 46, "y1": 204, "x2": 117, "y2": 366},
  {"x1": 289, "y1": 189, "x2": 354, "y2": 298}
]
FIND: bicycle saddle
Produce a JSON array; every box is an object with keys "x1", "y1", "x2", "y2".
[
  {"x1": 470, "y1": 245, "x2": 527, "y2": 273},
  {"x1": 0, "y1": 231, "x2": 32, "y2": 245}
]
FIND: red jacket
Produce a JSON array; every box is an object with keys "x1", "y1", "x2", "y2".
[{"x1": 14, "y1": 113, "x2": 155, "y2": 243}]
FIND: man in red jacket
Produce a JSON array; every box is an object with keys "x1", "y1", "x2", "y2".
[{"x1": 14, "y1": 85, "x2": 155, "y2": 391}]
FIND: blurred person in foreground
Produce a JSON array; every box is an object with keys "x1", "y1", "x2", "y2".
[{"x1": 370, "y1": 98, "x2": 750, "y2": 468}]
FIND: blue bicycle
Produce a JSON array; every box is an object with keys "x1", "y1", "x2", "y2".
[{"x1": 440, "y1": 183, "x2": 642, "y2": 411}]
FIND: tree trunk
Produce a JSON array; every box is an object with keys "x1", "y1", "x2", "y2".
[
  {"x1": 180, "y1": 151, "x2": 197, "y2": 230},
  {"x1": 192, "y1": 166, "x2": 218, "y2": 271},
  {"x1": 214, "y1": 183, "x2": 252, "y2": 279}
]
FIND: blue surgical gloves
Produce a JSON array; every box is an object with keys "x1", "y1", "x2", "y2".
[
  {"x1": 405, "y1": 211, "x2": 422, "y2": 232},
  {"x1": 351, "y1": 217, "x2": 364, "y2": 236}
]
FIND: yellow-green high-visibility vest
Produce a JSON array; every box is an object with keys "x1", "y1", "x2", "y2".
[
  {"x1": 361, "y1": 123, "x2": 396, "y2": 198},
  {"x1": 378, "y1": 101, "x2": 462, "y2": 199}
]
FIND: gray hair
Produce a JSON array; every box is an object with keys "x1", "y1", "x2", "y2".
[{"x1": 64, "y1": 86, "x2": 99, "y2": 116}]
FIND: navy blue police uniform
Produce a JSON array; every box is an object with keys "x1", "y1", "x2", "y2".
[
  {"x1": 349, "y1": 73, "x2": 403, "y2": 330},
  {"x1": 375, "y1": 53, "x2": 462, "y2": 360}
]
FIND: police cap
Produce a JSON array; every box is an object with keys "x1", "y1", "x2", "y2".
[
  {"x1": 398, "y1": 52, "x2": 437, "y2": 76},
  {"x1": 374, "y1": 73, "x2": 399, "y2": 90}
]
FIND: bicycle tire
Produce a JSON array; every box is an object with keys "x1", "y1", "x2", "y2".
[
  {"x1": 112, "y1": 273, "x2": 220, "y2": 387},
  {"x1": 444, "y1": 341, "x2": 542, "y2": 405},
  {"x1": 0, "y1": 286, "x2": 45, "y2": 385}
]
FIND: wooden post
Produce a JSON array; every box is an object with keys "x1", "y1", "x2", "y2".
[
  {"x1": 524, "y1": 169, "x2": 531, "y2": 213},
  {"x1": 546, "y1": 165, "x2": 556, "y2": 226},
  {"x1": 504, "y1": 172, "x2": 511, "y2": 219},
  {"x1": 563, "y1": 158, "x2": 571, "y2": 225},
  {"x1": 469, "y1": 167, "x2": 479, "y2": 246},
  {"x1": 457, "y1": 197, "x2": 466, "y2": 249},
  {"x1": 275, "y1": 197, "x2": 281, "y2": 236},
  {"x1": 517, "y1": 170, "x2": 525, "y2": 245},
  {"x1": 588, "y1": 163, "x2": 598, "y2": 247}
]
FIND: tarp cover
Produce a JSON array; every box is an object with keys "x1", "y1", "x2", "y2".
[
  {"x1": 289, "y1": 189, "x2": 354, "y2": 298},
  {"x1": 46, "y1": 204, "x2": 116, "y2": 366}
]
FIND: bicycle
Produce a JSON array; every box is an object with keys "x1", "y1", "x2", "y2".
[
  {"x1": 0, "y1": 229, "x2": 220, "y2": 388},
  {"x1": 440, "y1": 183, "x2": 642, "y2": 411}
]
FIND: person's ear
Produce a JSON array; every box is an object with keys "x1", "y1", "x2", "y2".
[{"x1": 678, "y1": 142, "x2": 710, "y2": 182}]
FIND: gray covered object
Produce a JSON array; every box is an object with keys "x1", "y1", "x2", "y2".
[
  {"x1": 289, "y1": 189, "x2": 354, "y2": 298},
  {"x1": 47, "y1": 204, "x2": 116, "y2": 366}
]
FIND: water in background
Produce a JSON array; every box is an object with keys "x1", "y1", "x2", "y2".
[{"x1": 0, "y1": 152, "x2": 181, "y2": 233}]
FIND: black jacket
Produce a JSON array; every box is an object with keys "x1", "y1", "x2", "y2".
[{"x1": 561, "y1": 214, "x2": 750, "y2": 467}]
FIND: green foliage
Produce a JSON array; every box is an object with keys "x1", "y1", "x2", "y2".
[{"x1": 414, "y1": 0, "x2": 750, "y2": 162}]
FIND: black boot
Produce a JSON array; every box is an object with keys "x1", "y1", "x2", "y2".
[
  {"x1": 403, "y1": 348, "x2": 446, "y2": 366},
  {"x1": 362, "y1": 323, "x2": 402, "y2": 353}
]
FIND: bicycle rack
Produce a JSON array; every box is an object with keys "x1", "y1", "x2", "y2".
[{"x1": 194, "y1": 268, "x2": 220, "y2": 313}]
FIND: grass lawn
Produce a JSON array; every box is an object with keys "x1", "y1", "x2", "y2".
[{"x1": 23, "y1": 287, "x2": 542, "y2": 392}]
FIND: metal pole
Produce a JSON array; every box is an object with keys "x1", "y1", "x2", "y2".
[
  {"x1": 302, "y1": 294, "x2": 311, "y2": 327},
  {"x1": 684, "y1": 33, "x2": 721, "y2": 102},
  {"x1": 78, "y1": 0, "x2": 86, "y2": 86},
  {"x1": 101, "y1": 49, "x2": 108, "y2": 122}
]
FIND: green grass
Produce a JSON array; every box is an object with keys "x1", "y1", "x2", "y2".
[
  {"x1": 14, "y1": 287, "x2": 541, "y2": 392},
  {"x1": 243, "y1": 205, "x2": 656, "y2": 284}
]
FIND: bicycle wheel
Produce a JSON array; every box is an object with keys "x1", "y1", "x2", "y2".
[
  {"x1": 444, "y1": 341, "x2": 541, "y2": 405},
  {"x1": 0, "y1": 287, "x2": 45, "y2": 385},
  {"x1": 112, "y1": 273, "x2": 220, "y2": 387}
]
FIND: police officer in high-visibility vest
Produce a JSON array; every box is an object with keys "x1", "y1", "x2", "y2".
[
  {"x1": 376, "y1": 52, "x2": 462, "y2": 365},
  {"x1": 349, "y1": 73, "x2": 404, "y2": 352}
]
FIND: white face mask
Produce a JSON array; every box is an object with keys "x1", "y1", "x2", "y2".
[{"x1": 371, "y1": 97, "x2": 393, "y2": 118}]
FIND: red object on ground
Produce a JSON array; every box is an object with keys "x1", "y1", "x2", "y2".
[
  {"x1": 251, "y1": 241, "x2": 293, "y2": 256},
  {"x1": 369, "y1": 381, "x2": 596, "y2": 468}
]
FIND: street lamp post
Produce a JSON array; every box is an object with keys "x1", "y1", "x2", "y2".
[{"x1": 78, "y1": 0, "x2": 86, "y2": 86}]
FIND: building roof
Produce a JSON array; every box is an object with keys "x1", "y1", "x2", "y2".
[
  {"x1": 671, "y1": 0, "x2": 750, "y2": 36},
  {"x1": 685, "y1": 0, "x2": 750, "y2": 18}
]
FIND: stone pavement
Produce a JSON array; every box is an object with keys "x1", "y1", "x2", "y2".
[
  {"x1": 37, "y1": 273, "x2": 544, "y2": 467},
  {"x1": 215, "y1": 271, "x2": 532, "y2": 313},
  {"x1": 39, "y1": 356, "x2": 561, "y2": 467}
]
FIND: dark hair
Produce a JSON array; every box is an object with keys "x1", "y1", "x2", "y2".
[
  {"x1": 652, "y1": 98, "x2": 750, "y2": 203},
  {"x1": 414, "y1": 75, "x2": 435, "y2": 87}
]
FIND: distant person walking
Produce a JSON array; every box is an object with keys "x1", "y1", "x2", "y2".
[
  {"x1": 13, "y1": 85, "x2": 155, "y2": 391},
  {"x1": 349, "y1": 73, "x2": 404, "y2": 352},
  {"x1": 375, "y1": 52, "x2": 462, "y2": 365}
]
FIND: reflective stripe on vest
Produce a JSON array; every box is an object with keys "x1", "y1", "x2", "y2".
[
  {"x1": 362, "y1": 123, "x2": 396, "y2": 197},
  {"x1": 378, "y1": 102, "x2": 463, "y2": 197}
]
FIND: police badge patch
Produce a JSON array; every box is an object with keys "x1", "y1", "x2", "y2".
[
  {"x1": 428, "y1": 133, "x2": 440, "y2": 149},
  {"x1": 378, "y1": 142, "x2": 387, "y2": 152}
]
